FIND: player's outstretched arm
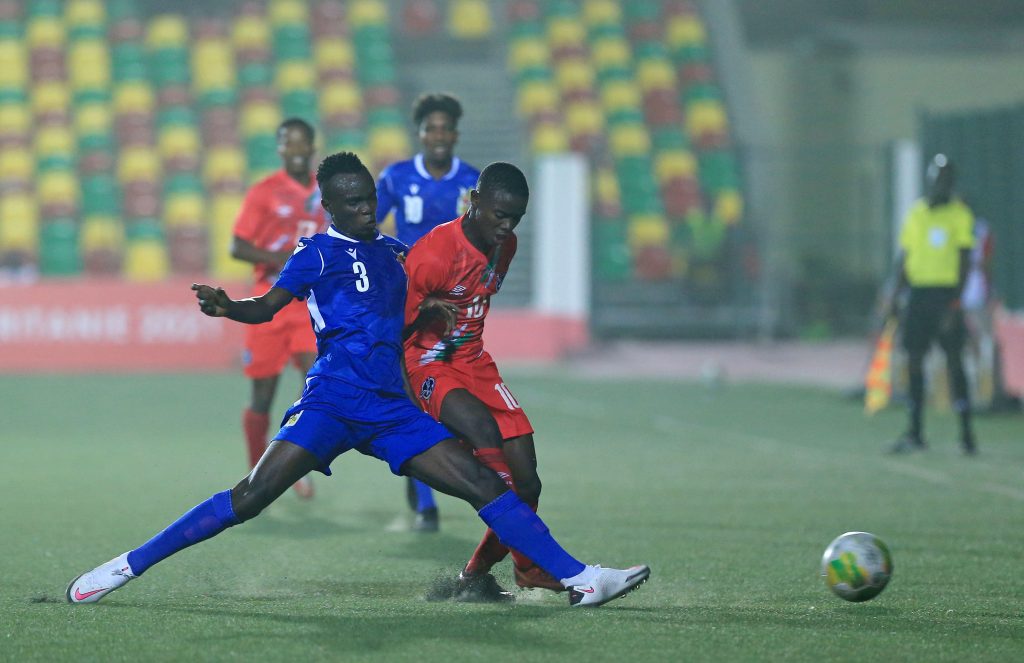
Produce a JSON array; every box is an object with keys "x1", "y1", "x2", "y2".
[{"x1": 191, "y1": 283, "x2": 294, "y2": 324}]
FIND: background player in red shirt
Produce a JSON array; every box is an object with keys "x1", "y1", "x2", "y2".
[
  {"x1": 403, "y1": 162, "x2": 565, "y2": 600},
  {"x1": 230, "y1": 118, "x2": 327, "y2": 498}
]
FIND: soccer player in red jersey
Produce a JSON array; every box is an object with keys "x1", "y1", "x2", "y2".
[
  {"x1": 230, "y1": 118, "x2": 327, "y2": 498},
  {"x1": 403, "y1": 162, "x2": 565, "y2": 600}
]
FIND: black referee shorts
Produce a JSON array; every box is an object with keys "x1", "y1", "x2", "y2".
[{"x1": 901, "y1": 287, "x2": 966, "y2": 354}]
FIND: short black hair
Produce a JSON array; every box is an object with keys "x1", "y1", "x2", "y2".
[
  {"x1": 316, "y1": 151, "x2": 372, "y2": 191},
  {"x1": 412, "y1": 92, "x2": 463, "y2": 127},
  {"x1": 278, "y1": 117, "x2": 315, "y2": 143},
  {"x1": 477, "y1": 162, "x2": 529, "y2": 200}
]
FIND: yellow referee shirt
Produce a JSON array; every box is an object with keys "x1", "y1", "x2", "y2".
[{"x1": 899, "y1": 198, "x2": 974, "y2": 287}]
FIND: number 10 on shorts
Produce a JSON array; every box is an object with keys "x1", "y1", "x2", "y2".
[{"x1": 494, "y1": 382, "x2": 521, "y2": 410}]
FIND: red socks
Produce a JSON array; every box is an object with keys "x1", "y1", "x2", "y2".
[
  {"x1": 242, "y1": 409, "x2": 269, "y2": 469},
  {"x1": 463, "y1": 448, "x2": 538, "y2": 576}
]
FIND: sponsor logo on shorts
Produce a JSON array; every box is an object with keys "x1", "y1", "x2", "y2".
[
  {"x1": 284, "y1": 411, "x2": 303, "y2": 427},
  {"x1": 420, "y1": 376, "x2": 436, "y2": 401}
]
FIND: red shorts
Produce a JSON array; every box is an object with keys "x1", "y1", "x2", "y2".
[
  {"x1": 243, "y1": 299, "x2": 317, "y2": 379},
  {"x1": 406, "y1": 351, "x2": 534, "y2": 441}
]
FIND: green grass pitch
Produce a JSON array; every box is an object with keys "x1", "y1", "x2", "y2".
[{"x1": 2, "y1": 371, "x2": 1022, "y2": 661}]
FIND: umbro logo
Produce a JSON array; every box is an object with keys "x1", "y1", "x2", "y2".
[
  {"x1": 346, "y1": 248, "x2": 358, "y2": 259},
  {"x1": 448, "y1": 285, "x2": 467, "y2": 296},
  {"x1": 276, "y1": 205, "x2": 293, "y2": 216}
]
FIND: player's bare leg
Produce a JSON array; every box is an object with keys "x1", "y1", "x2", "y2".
[{"x1": 67, "y1": 440, "x2": 320, "y2": 604}]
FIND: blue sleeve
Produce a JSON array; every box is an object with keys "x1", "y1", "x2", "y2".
[
  {"x1": 273, "y1": 238, "x2": 324, "y2": 300},
  {"x1": 376, "y1": 168, "x2": 396, "y2": 222}
]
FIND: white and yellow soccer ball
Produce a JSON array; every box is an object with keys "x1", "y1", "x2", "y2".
[{"x1": 821, "y1": 531, "x2": 893, "y2": 602}]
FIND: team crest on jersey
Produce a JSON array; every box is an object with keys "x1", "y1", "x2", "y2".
[
  {"x1": 420, "y1": 376, "x2": 436, "y2": 401},
  {"x1": 284, "y1": 411, "x2": 303, "y2": 427},
  {"x1": 448, "y1": 284, "x2": 466, "y2": 296}
]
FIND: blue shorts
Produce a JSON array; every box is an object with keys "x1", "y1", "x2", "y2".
[{"x1": 272, "y1": 377, "x2": 454, "y2": 476}]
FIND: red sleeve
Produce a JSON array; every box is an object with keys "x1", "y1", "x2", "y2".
[
  {"x1": 232, "y1": 182, "x2": 268, "y2": 244},
  {"x1": 404, "y1": 242, "x2": 449, "y2": 325}
]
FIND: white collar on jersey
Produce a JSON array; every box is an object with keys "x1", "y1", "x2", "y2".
[
  {"x1": 327, "y1": 225, "x2": 382, "y2": 242},
  {"x1": 414, "y1": 153, "x2": 461, "y2": 181}
]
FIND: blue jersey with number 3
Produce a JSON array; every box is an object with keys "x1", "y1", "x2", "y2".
[
  {"x1": 376, "y1": 154, "x2": 480, "y2": 247},
  {"x1": 274, "y1": 225, "x2": 409, "y2": 396}
]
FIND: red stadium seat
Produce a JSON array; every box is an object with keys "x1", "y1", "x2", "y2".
[
  {"x1": 628, "y1": 21, "x2": 662, "y2": 43},
  {"x1": 109, "y1": 18, "x2": 144, "y2": 44},
  {"x1": 643, "y1": 89, "x2": 682, "y2": 127},
  {"x1": 157, "y1": 85, "x2": 191, "y2": 108},
  {"x1": 402, "y1": 0, "x2": 440, "y2": 36},
  {"x1": 507, "y1": 0, "x2": 540, "y2": 22},
  {"x1": 364, "y1": 85, "x2": 400, "y2": 109},
  {"x1": 167, "y1": 227, "x2": 209, "y2": 275},
  {"x1": 634, "y1": 245, "x2": 674, "y2": 280}
]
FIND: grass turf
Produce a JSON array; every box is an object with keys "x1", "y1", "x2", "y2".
[{"x1": 2, "y1": 371, "x2": 1022, "y2": 661}]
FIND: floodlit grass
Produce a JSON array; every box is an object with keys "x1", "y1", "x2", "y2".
[{"x1": 2, "y1": 372, "x2": 1022, "y2": 661}]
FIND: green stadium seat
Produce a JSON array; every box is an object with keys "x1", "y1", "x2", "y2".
[{"x1": 38, "y1": 218, "x2": 82, "y2": 276}]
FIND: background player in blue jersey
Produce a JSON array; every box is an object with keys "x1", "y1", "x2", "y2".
[
  {"x1": 66, "y1": 152, "x2": 650, "y2": 609},
  {"x1": 376, "y1": 92, "x2": 480, "y2": 531}
]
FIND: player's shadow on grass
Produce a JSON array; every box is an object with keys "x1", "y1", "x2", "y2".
[{"x1": 105, "y1": 602, "x2": 571, "y2": 656}]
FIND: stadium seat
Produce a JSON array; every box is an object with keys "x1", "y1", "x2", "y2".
[
  {"x1": 209, "y1": 195, "x2": 250, "y2": 279},
  {"x1": 34, "y1": 125, "x2": 75, "y2": 163},
  {"x1": 600, "y1": 80, "x2": 642, "y2": 115},
  {"x1": 582, "y1": 0, "x2": 621, "y2": 27},
  {"x1": 547, "y1": 17, "x2": 586, "y2": 50},
  {"x1": 163, "y1": 191, "x2": 205, "y2": 228},
  {"x1": 666, "y1": 14, "x2": 706, "y2": 50},
  {"x1": 38, "y1": 218, "x2": 82, "y2": 275},
  {"x1": 401, "y1": 0, "x2": 440, "y2": 36},
  {"x1": 507, "y1": 37, "x2": 549, "y2": 74},
  {"x1": 268, "y1": 0, "x2": 307, "y2": 26},
  {"x1": 654, "y1": 149, "x2": 698, "y2": 183},
  {"x1": 240, "y1": 102, "x2": 281, "y2": 137},
  {"x1": 75, "y1": 101, "x2": 112, "y2": 136},
  {"x1": 30, "y1": 80, "x2": 70, "y2": 116},
  {"x1": 203, "y1": 147, "x2": 246, "y2": 185},
  {"x1": 0, "y1": 39, "x2": 27, "y2": 88},
  {"x1": 145, "y1": 15, "x2": 188, "y2": 50},
  {"x1": 158, "y1": 125, "x2": 200, "y2": 161},
  {"x1": 275, "y1": 61, "x2": 316, "y2": 93},
  {"x1": 636, "y1": 58, "x2": 676, "y2": 93},
  {"x1": 0, "y1": 193, "x2": 38, "y2": 252},
  {"x1": 232, "y1": 15, "x2": 270, "y2": 51},
  {"x1": 531, "y1": 122, "x2": 569, "y2": 154},
  {"x1": 37, "y1": 169, "x2": 79, "y2": 207},
  {"x1": 349, "y1": 0, "x2": 388, "y2": 28},
  {"x1": 633, "y1": 244, "x2": 674, "y2": 280},
  {"x1": 0, "y1": 146, "x2": 32, "y2": 182},
  {"x1": 124, "y1": 237, "x2": 169, "y2": 281},
  {"x1": 166, "y1": 225, "x2": 208, "y2": 274},
  {"x1": 555, "y1": 58, "x2": 595, "y2": 94},
  {"x1": 192, "y1": 39, "x2": 235, "y2": 93},
  {"x1": 315, "y1": 40, "x2": 355, "y2": 74},
  {"x1": 68, "y1": 39, "x2": 111, "y2": 91},
  {"x1": 113, "y1": 81, "x2": 154, "y2": 114},
  {"x1": 516, "y1": 80, "x2": 559, "y2": 117},
  {"x1": 448, "y1": 0, "x2": 492, "y2": 40},
  {"x1": 26, "y1": 16, "x2": 64, "y2": 49},
  {"x1": 117, "y1": 146, "x2": 161, "y2": 183},
  {"x1": 628, "y1": 213, "x2": 670, "y2": 247},
  {"x1": 65, "y1": 0, "x2": 105, "y2": 28},
  {"x1": 590, "y1": 37, "x2": 631, "y2": 72}
]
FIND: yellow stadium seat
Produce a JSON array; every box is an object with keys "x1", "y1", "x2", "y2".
[
  {"x1": 31, "y1": 82, "x2": 70, "y2": 116},
  {"x1": 34, "y1": 126, "x2": 75, "y2": 159},
  {"x1": 448, "y1": 0, "x2": 492, "y2": 40},
  {"x1": 654, "y1": 150, "x2": 697, "y2": 182},
  {"x1": 158, "y1": 125, "x2": 200, "y2": 160},
  {"x1": 666, "y1": 15, "x2": 707, "y2": 49},
  {"x1": 350, "y1": 0, "x2": 388, "y2": 28},
  {"x1": 164, "y1": 192, "x2": 206, "y2": 228},
  {"x1": 113, "y1": 82, "x2": 155, "y2": 115},
  {"x1": 628, "y1": 213, "x2": 670, "y2": 247},
  {"x1": 506, "y1": 37, "x2": 549, "y2": 73},
  {"x1": 124, "y1": 239, "x2": 169, "y2": 281},
  {"x1": 320, "y1": 82, "x2": 362, "y2": 116},
  {"x1": 210, "y1": 201, "x2": 250, "y2": 279},
  {"x1": 367, "y1": 126, "x2": 411, "y2": 160},
  {"x1": 37, "y1": 170, "x2": 80, "y2": 206},
  {"x1": 531, "y1": 123, "x2": 569, "y2": 154},
  {"x1": 565, "y1": 101, "x2": 603, "y2": 136},
  {"x1": 582, "y1": 0, "x2": 621, "y2": 27},
  {"x1": 636, "y1": 59, "x2": 676, "y2": 92},
  {"x1": 0, "y1": 41, "x2": 27, "y2": 87},
  {"x1": 204, "y1": 148, "x2": 246, "y2": 184},
  {"x1": 0, "y1": 104, "x2": 31, "y2": 135},
  {"x1": 193, "y1": 63, "x2": 235, "y2": 93},
  {"x1": 590, "y1": 37, "x2": 631, "y2": 71},
  {"x1": 547, "y1": 18, "x2": 586, "y2": 48},
  {"x1": 118, "y1": 147, "x2": 161, "y2": 183},
  {"x1": 81, "y1": 215, "x2": 124, "y2": 252},
  {"x1": 232, "y1": 16, "x2": 270, "y2": 50},
  {"x1": 193, "y1": 40, "x2": 233, "y2": 72},
  {"x1": 268, "y1": 0, "x2": 308, "y2": 26},
  {"x1": 555, "y1": 59, "x2": 594, "y2": 93},
  {"x1": 26, "y1": 16, "x2": 65, "y2": 48},
  {"x1": 275, "y1": 61, "x2": 316, "y2": 93},
  {"x1": 685, "y1": 99, "x2": 728, "y2": 136},
  {"x1": 516, "y1": 80, "x2": 559, "y2": 116},
  {"x1": 241, "y1": 103, "x2": 281, "y2": 137},
  {"x1": 609, "y1": 124, "x2": 651, "y2": 157},
  {"x1": 0, "y1": 149, "x2": 33, "y2": 181},
  {"x1": 0, "y1": 195, "x2": 38, "y2": 251},
  {"x1": 68, "y1": 40, "x2": 111, "y2": 90},
  {"x1": 600, "y1": 80, "x2": 641, "y2": 113},
  {"x1": 714, "y1": 190, "x2": 743, "y2": 225},
  {"x1": 75, "y1": 103, "x2": 112, "y2": 136},
  {"x1": 66, "y1": 0, "x2": 105, "y2": 27},
  {"x1": 594, "y1": 167, "x2": 620, "y2": 205},
  {"x1": 146, "y1": 15, "x2": 189, "y2": 50},
  {"x1": 315, "y1": 41, "x2": 356, "y2": 72}
]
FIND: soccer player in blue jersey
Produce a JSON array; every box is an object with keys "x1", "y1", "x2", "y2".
[
  {"x1": 66, "y1": 152, "x2": 650, "y2": 608},
  {"x1": 376, "y1": 92, "x2": 480, "y2": 530}
]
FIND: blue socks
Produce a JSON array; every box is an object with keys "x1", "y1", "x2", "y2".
[
  {"x1": 126, "y1": 490, "x2": 239, "y2": 576},
  {"x1": 413, "y1": 479, "x2": 437, "y2": 512},
  {"x1": 478, "y1": 491, "x2": 585, "y2": 581}
]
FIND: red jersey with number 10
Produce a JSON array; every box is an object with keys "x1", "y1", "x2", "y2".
[
  {"x1": 403, "y1": 216, "x2": 517, "y2": 366},
  {"x1": 233, "y1": 170, "x2": 327, "y2": 288}
]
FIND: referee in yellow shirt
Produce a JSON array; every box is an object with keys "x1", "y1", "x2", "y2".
[{"x1": 889, "y1": 154, "x2": 977, "y2": 455}]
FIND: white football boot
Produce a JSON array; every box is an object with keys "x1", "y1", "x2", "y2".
[
  {"x1": 66, "y1": 552, "x2": 135, "y2": 604},
  {"x1": 566, "y1": 564, "x2": 651, "y2": 607}
]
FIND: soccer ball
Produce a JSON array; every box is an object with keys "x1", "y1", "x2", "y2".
[{"x1": 821, "y1": 531, "x2": 893, "y2": 602}]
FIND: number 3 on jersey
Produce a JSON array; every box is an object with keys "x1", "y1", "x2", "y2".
[
  {"x1": 352, "y1": 261, "x2": 369, "y2": 292},
  {"x1": 494, "y1": 382, "x2": 521, "y2": 410}
]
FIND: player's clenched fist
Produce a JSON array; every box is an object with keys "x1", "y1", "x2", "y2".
[{"x1": 192, "y1": 283, "x2": 232, "y2": 317}]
